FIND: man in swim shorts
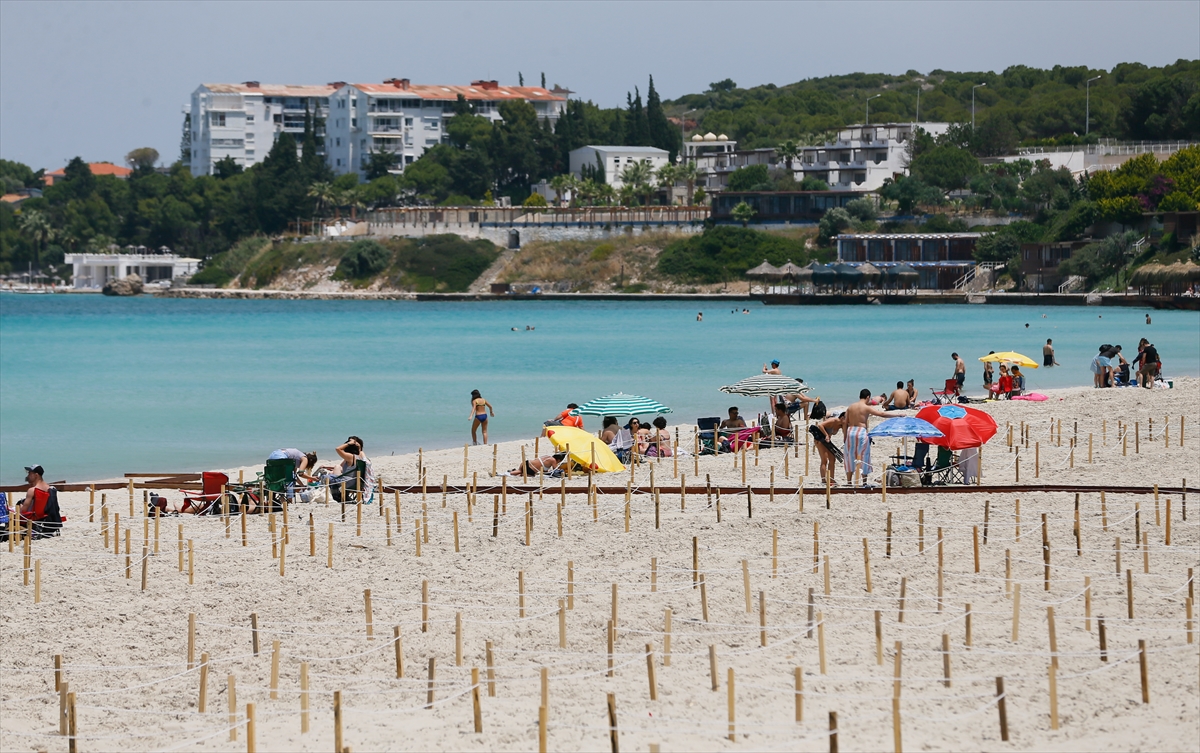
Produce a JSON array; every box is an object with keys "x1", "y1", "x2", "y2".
[
  {"x1": 952, "y1": 353, "x2": 966, "y2": 392},
  {"x1": 843, "y1": 388, "x2": 902, "y2": 486},
  {"x1": 884, "y1": 381, "x2": 910, "y2": 409}
]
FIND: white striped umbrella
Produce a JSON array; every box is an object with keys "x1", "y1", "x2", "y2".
[
  {"x1": 568, "y1": 393, "x2": 673, "y2": 417},
  {"x1": 719, "y1": 374, "x2": 810, "y2": 396}
]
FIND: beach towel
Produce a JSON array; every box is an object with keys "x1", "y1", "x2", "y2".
[{"x1": 1011, "y1": 393, "x2": 1048, "y2": 402}]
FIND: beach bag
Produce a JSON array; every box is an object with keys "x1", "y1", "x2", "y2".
[
  {"x1": 543, "y1": 418, "x2": 563, "y2": 427},
  {"x1": 888, "y1": 469, "x2": 921, "y2": 488},
  {"x1": 809, "y1": 400, "x2": 827, "y2": 421}
]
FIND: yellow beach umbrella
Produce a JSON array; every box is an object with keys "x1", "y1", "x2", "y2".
[
  {"x1": 543, "y1": 425, "x2": 625, "y2": 473},
  {"x1": 979, "y1": 351, "x2": 1039, "y2": 368}
]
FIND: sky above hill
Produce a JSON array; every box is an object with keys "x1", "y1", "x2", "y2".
[{"x1": 2, "y1": 0, "x2": 1197, "y2": 172}]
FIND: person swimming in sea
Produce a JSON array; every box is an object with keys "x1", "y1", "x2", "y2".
[{"x1": 470, "y1": 390, "x2": 495, "y2": 445}]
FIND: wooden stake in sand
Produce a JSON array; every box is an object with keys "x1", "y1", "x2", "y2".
[
  {"x1": 726, "y1": 667, "x2": 736, "y2": 741},
  {"x1": 485, "y1": 641, "x2": 496, "y2": 697},
  {"x1": 567, "y1": 561, "x2": 575, "y2": 609},
  {"x1": 995, "y1": 677, "x2": 1009, "y2": 741},
  {"x1": 1127, "y1": 569, "x2": 1135, "y2": 619},
  {"x1": 1139, "y1": 639, "x2": 1150, "y2": 703},
  {"x1": 863, "y1": 538, "x2": 873, "y2": 592},
  {"x1": 941, "y1": 634, "x2": 951, "y2": 688},
  {"x1": 1099, "y1": 616, "x2": 1108, "y2": 661},
  {"x1": 519, "y1": 571, "x2": 527, "y2": 619},
  {"x1": 708, "y1": 645, "x2": 719, "y2": 690},
  {"x1": 606, "y1": 620, "x2": 615, "y2": 677},
  {"x1": 663, "y1": 608, "x2": 672, "y2": 666},
  {"x1": 646, "y1": 644, "x2": 658, "y2": 701},
  {"x1": 829, "y1": 711, "x2": 839, "y2": 753},
  {"x1": 795, "y1": 666, "x2": 804, "y2": 722},
  {"x1": 700, "y1": 574, "x2": 710, "y2": 622},
  {"x1": 1048, "y1": 663, "x2": 1059, "y2": 729},
  {"x1": 1011, "y1": 583, "x2": 1021, "y2": 642},
  {"x1": 426, "y1": 657, "x2": 437, "y2": 708},
  {"x1": 817, "y1": 611, "x2": 827, "y2": 674},
  {"x1": 187, "y1": 613, "x2": 196, "y2": 669},
  {"x1": 198, "y1": 652, "x2": 209, "y2": 712},
  {"x1": 471, "y1": 667, "x2": 483, "y2": 732},
  {"x1": 898, "y1": 578, "x2": 907, "y2": 623},
  {"x1": 742, "y1": 560, "x2": 752, "y2": 612},
  {"x1": 269, "y1": 641, "x2": 280, "y2": 699},
  {"x1": 422, "y1": 580, "x2": 429, "y2": 632},
  {"x1": 1047, "y1": 606, "x2": 1059, "y2": 669}
]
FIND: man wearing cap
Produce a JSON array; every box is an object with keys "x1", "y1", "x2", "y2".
[
  {"x1": 763, "y1": 360, "x2": 782, "y2": 375},
  {"x1": 19, "y1": 465, "x2": 63, "y2": 537}
]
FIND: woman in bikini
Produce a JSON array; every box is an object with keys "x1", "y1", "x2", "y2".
[
  {"x1": 646, "y1": 416, "x2": 673, "y2": 457},
  {"x1": 469, "y1": 390, "x2": 495, "y2": 445},
  {"x1": 808, "y1": 413, "x2": 845, "y2": 487}
]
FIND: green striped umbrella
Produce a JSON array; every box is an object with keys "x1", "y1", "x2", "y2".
[
  {"x1": 568, "y1": 393, "x2": 673, "y2": 417},
  {"x1": 719, "y1": 374, "x2": 810, "y2": 396}
]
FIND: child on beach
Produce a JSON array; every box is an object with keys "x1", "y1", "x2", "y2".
[{"x1": 470, "y1": 390, "x2": 495, "y2": 445}]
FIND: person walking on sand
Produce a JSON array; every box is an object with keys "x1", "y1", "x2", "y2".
[
  {"x1": 952, "y1": 353, "x2": 966, "y2": 394},
  {"x1": 1043, "y1": 339, "x2": 1059, "y2": 367},
  {"x1": 983, "y1": 353, "x2": 995, "y2": 390},
  {"x1": 843, "y1": 388, "x2": 901, "y2": 486},
  {"x1": 470, "y1": 390, "x2": 495, "y2": 445}
]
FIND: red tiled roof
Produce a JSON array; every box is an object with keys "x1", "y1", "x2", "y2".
[
  {"x1": 203, "y1": 83, "x2": 339, "y2": 97},
  {"x1": 43, "y1": 162, "x2": 133, "y2": 184},
  {"x1": 352, "y1": 83, "x2": 565, "y2": 102}
]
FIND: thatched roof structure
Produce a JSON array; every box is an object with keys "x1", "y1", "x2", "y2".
[
  {"x1": 1129, "y1": 262, "x2": 1200, "y2": 285},
  {"x1": 745, "y1": 260, "x2": 782, "y2": 278}
]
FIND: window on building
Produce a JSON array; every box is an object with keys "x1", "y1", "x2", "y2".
[
  {"x1": 867, "y1": 240, "x2": 885, "y2": 261},
  {"x1": 210, "y1": 112, "x2": 225, "y2": 127},
  {"x1": 875, "y1": 152, "x2": 886, "y2": 162},
  {"x1": 405, "y1": 155, "x2": 414, "y2": 164},
  {"x1": 921, "y1": 240, "x2": 942, "y2": 262},
  {"x1": 405, "y1": 118, "x2": 413, "y2": 127},
  {"x1": 274, "y1": 113, "x2": 282, "y2": 124},
  {"x1": 351, "y1": 117, "x2": 357, "y2": 128},
  {"x1": 245, "y1": 150, "x2": 254, "y2": 157},
  {"x1": 854, "y1": 173, "x2": 866, "y2": 183},
  {"x1": 335, "y1": 138, "x2": 341, "y2": 147},
  {"x1": 894, "y1": 240, "x2": 913, "y2": 261},
  {"x1": 246, "y1": 114, "x2": 254, "y2": 123},
  {"x1": 336, "y1": 158, "x2": 342, "y2": 167}
]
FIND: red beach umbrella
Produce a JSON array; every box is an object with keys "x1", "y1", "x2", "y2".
[{"x1": 914, "y1": 404, "x2": 998, "y2": 450}]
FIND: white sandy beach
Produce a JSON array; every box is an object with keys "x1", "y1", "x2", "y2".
[{"x1": 2, "y1": 379, "x2": 1198, "y2": 752}]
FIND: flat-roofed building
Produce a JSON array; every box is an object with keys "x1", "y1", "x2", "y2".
[
  {"x1": 798, "y1": 122, "x2": 950, "y2": 192},
  {"x1": 328, "y1": 79, "x2": 566, "y2": 177},
  {"x1": 835, "y1": 232, "x2": 979, "y2": 289},
  {"x1": 67, "y1": 247, "x2": 200, "y2": 289},
  {"x1": 189, "y1": 82, "x2": 337, "y2": 175},
  {"x1": 568, "y1": 145, "x2": 670, "y2": 188}
]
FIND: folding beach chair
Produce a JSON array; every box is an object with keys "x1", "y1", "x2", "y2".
[
  {"x1": 177, "y1": 471, "x2": 243, "y2": 515},
  {"x1": 929, "y1": 446, "x2": 965, "y2": 485},
  {"x1": 609, "y1": 429, "x2": 634, "y2": 464},
  {"x1": 258, "y1": 458, "x2": 296, "y2": 512},
  {"x1": 930, "y1": 378, "x2": 960, "y2": 405},
  {"x1": 696, "y1": 417, "x2": 720, "y2": 455}
]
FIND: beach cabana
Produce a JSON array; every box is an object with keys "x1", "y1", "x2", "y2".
[
  {"x1": 1130, "y1": 261, "x2": 1200, "y2": 295},
  {"x1": 745, "y1": 260, "x2": 783, "y2": 293},
  {"x1": 833, "y1": 262, "x2": 863, "y2": 291},
  {"x1": 858, "y1": 262, "x2": 882, "y2": 289},
  {"x1": 811, "y1": 263, "x2": 837, "y2": 289}
]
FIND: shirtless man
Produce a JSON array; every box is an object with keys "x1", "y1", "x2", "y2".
[
  {"x1": 952, "y1": 353, "x2": 966, "y2": 393},
  {"x1": 843, "y1": 388, "x2": 902, "y2": 485},
  {"x1": 720, "y1": 407, "x2": 747, "y2": 430},
  {"x1": 884, "y1": 381, "x2": 910, "y2": 410},
  {"x1": 762, "y1": 359, "x2": 782, "y2": 375}
]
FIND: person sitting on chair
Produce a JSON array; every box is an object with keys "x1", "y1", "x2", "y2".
[
  {"x1": 720, "y1": 407, "x2": 746, "y2": 430},
  {"x1": 1009, "y1": 366, "x2": 1026, "y2": 397},
  {"x1": 322, "y1": 437, "x2": 375, "y2": 503},
  {"x1": 771, "y1": 402, "x2": 794, "y2": 440},
  {"x1": 646, "y1": 416, "x2": 673, "y2": 457},
  {"x1": 268, "y1": 449, "x2": 318, "y2": 484},
  {"x1": 992, "y1": 365, "x2": 1013, "y2": 398},
  {"x1": 17, "y1": 464, "x2": 63, "y2": 538}
]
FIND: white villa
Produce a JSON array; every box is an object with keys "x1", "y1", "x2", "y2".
[
  {"x1": 67, "y1": 248, "x2": 200, "y2": 289},
  {"x1": 796, "y1": 122, "x2": 950, "y2": 191},
  {"x1": 568, "y1": 146, "x2": 670, "y2": 188}
]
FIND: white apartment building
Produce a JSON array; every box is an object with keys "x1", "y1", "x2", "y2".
[
  {"x1": 188, "y1": 82, "x2": 337, "y2": 175},
  {"x1": 797, "y1": 122, "x2": 950, "y2": 191},
  {"x1": 568, "y1": 146, "x2": 669, "y2": 188},
  {"x1": 326, "y1": 79, "x2": 567, "y2": 177}
]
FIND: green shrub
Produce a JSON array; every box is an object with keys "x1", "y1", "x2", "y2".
[
  {"x1": 590, "y1": 243, "x2": 615, "y2": 262},
  {"x1": 387, "y1": 234, "x2": 500, "y2": 292},
  {"x1": 187, "y1": 265, "x2": 232, "y2": 287},
  {"x1": 657, "y1": 226, "x2": 810, "y2": 283},
  {"x1": 334, "y1": 240, "x2": 391, "y2": 280}
]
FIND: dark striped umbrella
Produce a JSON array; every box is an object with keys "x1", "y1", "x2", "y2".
[
  {"x1": 720, "y1": 374, "x2": 810, "y2": 396},
  {"x1": 569, "y1": 393, "x2": 673, "y2": 417}
]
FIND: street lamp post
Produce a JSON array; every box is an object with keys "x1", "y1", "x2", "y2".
[
  {"x1": 1085, "y1": 75, "x2": 1102, "y2": 135},
  {"x1": 680, "y1": 108, "x2": 696, "y2": 164},
  {"x1": 971, "y1": 83, "x2": 987, "y2": 129},
  {"x1": 865, "y1": 94, "x2": 882, "y2": 125}
]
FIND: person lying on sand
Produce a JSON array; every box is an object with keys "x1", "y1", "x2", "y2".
[{"x1": 506, "y1": 453, "x2": 569, "y2": 477}]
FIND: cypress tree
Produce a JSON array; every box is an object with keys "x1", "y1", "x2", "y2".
[
  {"x1": 646, "y1": 75, "x2": 678, "y2": 160},
  {"x1": 628, "y1": 88, "x2": 649, "y2": 145}
]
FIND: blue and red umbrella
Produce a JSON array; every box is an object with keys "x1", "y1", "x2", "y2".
[{"x1": 914, "y1": 404, "x2": 998, "y2": 450}]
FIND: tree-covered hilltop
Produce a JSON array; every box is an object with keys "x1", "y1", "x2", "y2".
[{"x1": 672, "y1": 60, "x2": 1199, "y2": 151}]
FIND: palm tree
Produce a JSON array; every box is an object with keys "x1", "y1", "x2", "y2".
[
  {"x1": 563, "y1": 174, "x2": 581, "y2": 208},
  {"x1": 656, "y1": 164, "x2": 678, "y2": 205},
  {"x1": 595, "y1": 183, "x2": 616, "y2": 207},
  {"x1": 777, "y1": 139, "x2": 800, "y2": 173},
  {"x1": 620, "y1": 161, "x2": 654, "y2": 206},
  {"x1": 731, "y1": 200, "x2": 756, "y2": 227},
  {"x1": 308, "y1": 182, "x2": 336, "y2": 218},
  {"x1": 675, "y1": 162, "x2": 700, "y2": 206},
  {"x1": 549, "y1": 174, "x2": 572, "y2": 207},
  {"x1": 17, "y1": 209, "x2": 54, "y2": 270},
  {"x1": 617, "y1": 183, "x2": 639, "y2": 207}
]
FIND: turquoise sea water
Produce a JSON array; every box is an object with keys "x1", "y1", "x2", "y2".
[{"x1": 1, "y1": 293, "x2": 1197, "y2": 484}]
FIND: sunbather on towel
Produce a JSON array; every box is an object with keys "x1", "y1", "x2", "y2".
[{"x1": 506, "y1": 453, "x2": 569, "y2": 477}]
